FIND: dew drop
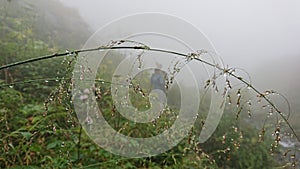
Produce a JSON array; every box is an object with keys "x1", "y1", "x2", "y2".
[
  {"x1": 43, "y1": 111, "x2": 48, "y2": 117},
  {"x1": 53, "y1": 126, "x2": 57, "y2": 133},
  {"x1": 66, "y1": 49, "x2": 72, "y2": 56},
  {"x1": 221, "y1": 138, "x2": 226, "y2": 144},
  {"x1": 152, "y1": 120, "x2": 157, "y2": 127},
  {"x1": 226, "y1": 79, "x2": 232, "y2": 89},
  {"x1": 237, "y1": 90, "x2": 241, "y2": 97},
  {"x1": 247, "y1": 110, "x2": 252, "y2": 118},
  {"x1": 227, "y1": 95, "x2": 232, "y2": 105},
  {"x1": 85, "y1": 116, "x2": 93, "y2": 125},
  {"x1": 193, "y1": 114, "x2": 199, "y2": 119}
]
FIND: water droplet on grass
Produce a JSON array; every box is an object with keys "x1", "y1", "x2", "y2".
[
  {"x1": 53, "y1": 126, "x2": 57, "y2": 133},
  {"x1": 236, "y1": 89, "x2": 241, "y2": 97},
  {"x1": 85, "y1": 116, "x2": 93, "y2": 125},
  {"x1": 290, "y1": 154, "x2": 295, "y2": 159},
  {"x1": 66, "y1": 49, "x2": 72, "y2": 56},
  {"x1": 226, "y1": 79, "x2": 232, "y2": 89},
  {"x1": 247, "y1": 110, "x2": 252, "y2": 118},
  {"x1": 43, "y1": 111, "x2": 48, "y2": 117},
  {"x1": 152, "y1": 122, "x2": 157, "y2": 127}
]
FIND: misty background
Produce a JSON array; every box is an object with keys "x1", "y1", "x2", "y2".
[{"x1": 60, "y1": 0, "x2": 300, "y2": 124}]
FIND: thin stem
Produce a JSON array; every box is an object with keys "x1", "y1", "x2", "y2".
[
  {"x1": 0, "y1": 52, "x2": 72, "y2": 70},
  {"x1": 0, "y1": 44, "x2": 298, "y2": 142},
  {"x1": 0, "y1": 78, "x2": 114, "y2": 88},
  {"x1": 77, "y1": 126, "x2": 82, "y2": 162},
  {"x1": 0, "y1": 46, "x2": 210, "y2": 71},
  {"x1": 229, "y1": 73, "x2": 299, "y2": 141}
]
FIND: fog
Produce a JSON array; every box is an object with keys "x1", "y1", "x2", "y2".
[{"x1": 60, "y1": 0, "x2": 300, "y2": 114}]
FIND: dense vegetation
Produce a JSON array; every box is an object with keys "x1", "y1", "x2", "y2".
[{"x1": 0, "y1": 0, "x2": 296, "y2": 168}]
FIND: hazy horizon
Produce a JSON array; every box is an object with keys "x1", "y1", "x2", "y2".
[{"x1": 60, "y1": 0, "x2": 300, "y2": 114}]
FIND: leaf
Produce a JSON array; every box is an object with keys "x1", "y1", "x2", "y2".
[
  {"x1": 30, "y1": 144, "x2": 42, "y2": 152},
  {"x1": 46, "y1": 141, "x2": 60, "y2": 149},
  {"x1": 32, "y1": 116, "x2": 42, "y2": 124},
  {"x1": 8, "y1": 143, "x2": 15, "y2": 149},
  {"x1": 20, "y1": 132, "x2": 32, "y2": 140}
]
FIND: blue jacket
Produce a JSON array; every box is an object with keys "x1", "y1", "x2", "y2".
[{"x1": 151, "y1": 72, "x2": 166, "y2": 93}]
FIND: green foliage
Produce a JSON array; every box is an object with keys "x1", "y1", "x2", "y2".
[
  {"x1": 199, "y1": 112, "x2": 277, "y2": 169},
  {"x1": 0, "y1": 0, "x2": 293, "y2": 168},
  {"x1": 0, "y1": 0, "x2": 90, "y2": 104}
]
